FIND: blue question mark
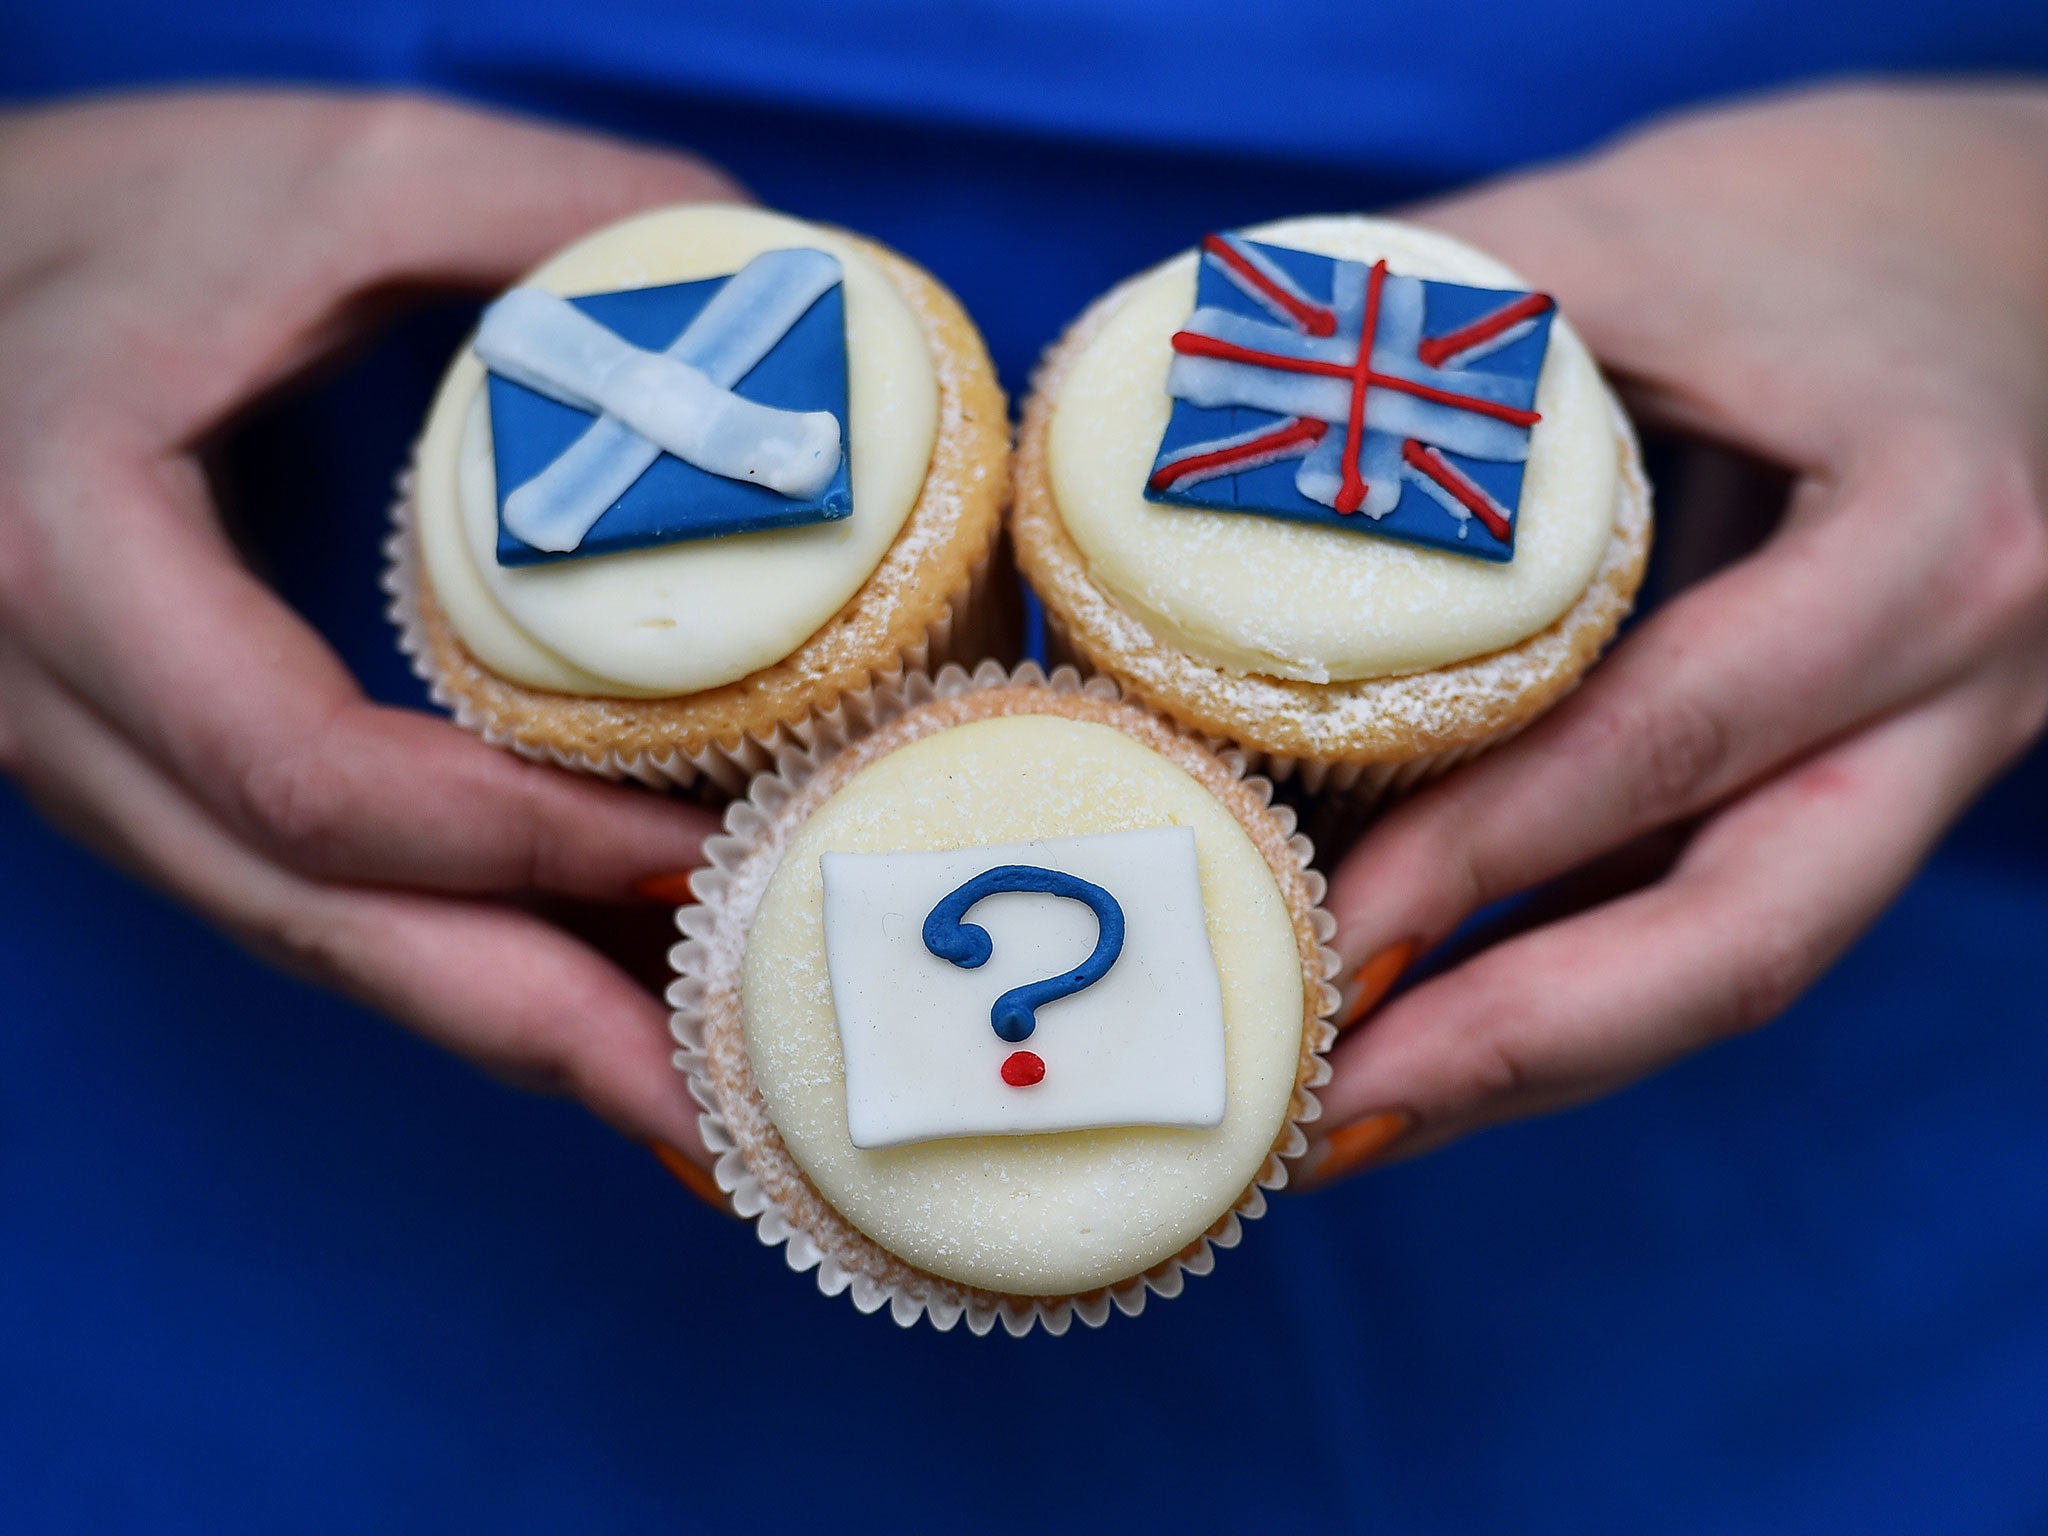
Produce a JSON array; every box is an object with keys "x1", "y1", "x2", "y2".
[{"x1": 922, "y1": 866, "x2": 1126, "y2": 1084}]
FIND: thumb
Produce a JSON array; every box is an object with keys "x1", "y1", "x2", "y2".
[
  {"x1": 1400, "y1": 151, "x2": 1775, "y2": 456},
  {"x1": 36, "y1": 89, "x2": 747, "y2": 436},
  {"x1": 1401, "y1": 89, "x2": 2019, "y2": 468},
  {"x1": 316, "y1": 90, "x2": 749, "y2": 289}
]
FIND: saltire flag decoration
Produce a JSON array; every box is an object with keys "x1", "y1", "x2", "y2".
[
  {"x1": 475, "y1": 247, "x2": 853, "y2": 567},
  {"x1": 1145, "y1": 232, "x2": 1556, "y2": 561}
]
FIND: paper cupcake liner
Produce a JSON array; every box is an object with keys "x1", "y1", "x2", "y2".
[
  {"x1": 665, "y1": 659, "x2": 1342, "y2": 1337},
  {"x1": 1035, "y1": 603, "x2": 1520, "y2": 799},
  {"x1": 382, "y1": 470, "x2": 1014, "y2": 795}
]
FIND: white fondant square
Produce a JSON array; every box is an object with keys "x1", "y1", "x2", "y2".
[{"x1": 819, "y1": 826, "x2": 1228, "y2": 1149}]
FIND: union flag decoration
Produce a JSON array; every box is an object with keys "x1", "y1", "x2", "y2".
[{"x1": 1146, "y1": 232, "x2": 1556, "y2": 561}]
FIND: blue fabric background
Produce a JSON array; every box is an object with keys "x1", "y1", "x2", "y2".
[{"x1": 4, "y1": 4, "x2": 2048, "y2": 1531}]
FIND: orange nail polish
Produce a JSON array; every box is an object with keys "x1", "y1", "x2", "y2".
[
  {"x1": 1339, "y1": 940, "x2": 1417, "y2": 1032},
  {"x1": 1308, "y1": 1110, "x2": 1414, "y2": 1185},
  {"x1": 632, "y1": 871, "x2": 698, "y2": 906},
  {"x1": 649, "y1": 1141, "x2": 728, "y2": 1213}
]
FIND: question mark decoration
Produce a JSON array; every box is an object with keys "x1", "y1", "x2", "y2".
[
  {"x1": 818, "y1": 826, "x2": 1227, "y2": 1149},
  {"x1": 922, "y1": 866, "x2": 1126, "y2": 1086}
]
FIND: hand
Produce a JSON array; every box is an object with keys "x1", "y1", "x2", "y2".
[
  {"x1": 0, "y1": 92, "x2": 743, "y2": 1184},
  {"x1": 1305, "y1": 83, "x2": 2048, "y2": 1184}
]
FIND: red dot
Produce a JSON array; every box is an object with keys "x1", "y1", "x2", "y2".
[{"x1": 1000, "y1": 1050, "x2": 1046, "y2": 1088}]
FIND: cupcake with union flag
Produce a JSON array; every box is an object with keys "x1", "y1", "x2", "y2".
[{"x1": 1012, "y1": 215, "x2": 1651, "y2": 803}]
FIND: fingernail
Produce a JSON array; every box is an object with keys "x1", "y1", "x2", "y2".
[
  {"x1": 649, "y1": 1141, "x2": 730, "y2": 1214},
  {"x1": 1338, "y1": 940, "x2": 1417, "y2": 1032},
  {"x1": 632, "y1": 872, "x2": 698, "y2": 906},
  {"x1": 1299, "y1": 1110, "x2": 1414, "y2": 1188}
]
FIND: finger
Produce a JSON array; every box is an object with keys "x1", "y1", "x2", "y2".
[
  {"x1": 1324, "y1": 423, "x2": 2048, "y2": 988},
  {"x1": 8, "y1": 449, "x2": 717, "y2": 898},
  {"x1": 1303, "y1": 668, "x2": 2042, "y2": 1186},
  {"x1": 250, "y1": 92, "x2": 753, "y2": 420},
  {"x1": 1, "y1": 642, "x2": 712, "y2": 1166},
  {"x1": 286, "y1": 883, "x2": 709, "y2": 1162},
  {"x1": 1, "y1": 94, "x2": 739, "y2": 896}
]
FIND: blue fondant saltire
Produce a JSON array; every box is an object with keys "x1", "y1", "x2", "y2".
[
  {"x1": 1146, "y1": 232, "x2": 1554, "y2": 561},
  {"x1": 478, "y1": 246, "x2": 853, "y2": 566},
  {"x1": 921, "y1": 865, "x2": 1127, "y2": 1043}
]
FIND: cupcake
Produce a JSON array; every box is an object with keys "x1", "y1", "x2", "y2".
[
  {"x1": 1014, "y1": 216, "x2": 1652, "y2": 800},
  {"x1": 670, "y1": 663, "x2": 1338, "y2": 1335},
  {"x1": 389, "y1": 204, "x2": 1012, "y2": 791}
]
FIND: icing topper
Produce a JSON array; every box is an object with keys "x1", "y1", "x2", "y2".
[
  {"x1": 475, "y1": 247, "x2": 853, "y2": 566},
  {"x1": 922, "y1": 865, "x2": 1127, "y2": 1085},
  {"x1": 819, "y1": 827, "x2": 1227, "y2": 1149},
  {"x1": 1146, "y1": 232, "x2": 1555, "y2": 561}
]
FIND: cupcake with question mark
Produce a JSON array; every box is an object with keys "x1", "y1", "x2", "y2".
[{"x1": 669, "y1": 662, "x2": 1338, "y2": 1334}]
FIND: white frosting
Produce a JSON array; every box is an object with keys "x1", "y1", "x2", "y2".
[
  {"x1": 820, "y1": 826, "x2": 1227, "y2": 1149},
  {"x1": 415, "y1": 206, "x2": 939, "y2": 697},
  {"x1": 1048, "y1": 215, "x2": 1620, "y2": 683},
  {"x1": 743, "y1": 715, "x2": 1304, "y2": 1295}
]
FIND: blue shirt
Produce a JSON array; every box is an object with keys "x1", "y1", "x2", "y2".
[{"x1": 4, "y1": 6, "x2": 2048, "y2": 1532}]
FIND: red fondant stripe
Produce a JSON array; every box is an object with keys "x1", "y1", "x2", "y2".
[
  {"x1": 1168, "y1": 331, "x2": 1542, "y2": 428},
  {"x1": 1202, "y1": 234, "x2": 1337, "y2": 337},
  {"x1": 1335, "y1": 259, "x2": 1390, "y2": 514},
  {"x1": 1380, "y1": 373, "x2": 1541, "y2": 427},
  {"x1": 1149, "y1": 416, "x2": 1327, "y2": 491},
  {"x1": 1402, "y1": 439, "x2": 1513, "y2": 541},
  {"x1": 1171, "y1": 330, "x2": 1349, "y2": 376},
  {"x1": 1416, "y1": 292, "x2": 1554, "y2": 368}
]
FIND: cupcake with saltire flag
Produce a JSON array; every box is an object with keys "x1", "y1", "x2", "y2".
[{"x1": 390, "y1": 203, "x2": 1012, "y2": 792}]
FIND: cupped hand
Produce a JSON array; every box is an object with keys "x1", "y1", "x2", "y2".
[
  {"x1": 1307, "y1": 83, "x2": 2048, "y2": 1183},
  {"x1": 0, "y1": 92, "x2": 742, "y2": 1180}
]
